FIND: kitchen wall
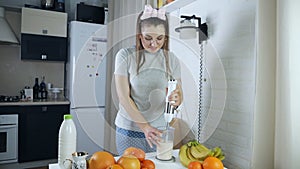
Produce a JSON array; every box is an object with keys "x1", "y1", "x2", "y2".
[
  {"x1": 169, "y1": 0, "x2": 282, "y2": 168},
  {"x1": 202, "y1": 2, "x2": 256, "y2": 168},
  {"x1": 169, "y1": 0, "x2": 257, "y2": 168},
  {"x1": 0, "y1": 10, "x2": 64, "y2": 96}
]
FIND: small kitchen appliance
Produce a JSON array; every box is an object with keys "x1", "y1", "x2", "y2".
[
  {"x1": 76, "y1": 3, "x2": 105, "y2": 24},
  {"x1": 164, "y1": 79, "x2": 178, "y2": 128},
  {"x1": 0, "y1": 95, "x2": 20, "y2": 102},
  {"x1": 0, "y1": 114, "x2": 18, "y2": 164}
]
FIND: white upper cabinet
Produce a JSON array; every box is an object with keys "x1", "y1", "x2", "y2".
[
  {"x1": 162, "y1": 0, "x2": 196, "y2": 13},
  {"x1": 21, "y1": 7, "x2": 67, "y2": 37}
]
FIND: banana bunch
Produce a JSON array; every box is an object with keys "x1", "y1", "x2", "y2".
[
  {"x1": 179, "y1": 140, "x2": 225, "y2": 167},
  {"x1": 208, "y1": 146, "x2": 225, "y2": 160}
]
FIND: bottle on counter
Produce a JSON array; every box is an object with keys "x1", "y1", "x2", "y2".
[
  {"x1": 33, "y1": 78, "x2": 39, "y2": 99},
  {"x1": 58, "y1": 114, "x2": 77, "y2": 169},
  {"x1": 39, "y1": 76, "x2": 48, "y2": 99}
]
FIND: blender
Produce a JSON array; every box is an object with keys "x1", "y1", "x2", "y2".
[{"x1": 164, "y1": 79, "x2": 178, "y2": 129}]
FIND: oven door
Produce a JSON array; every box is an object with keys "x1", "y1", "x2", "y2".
[{"x1": 0, "y1": 124, "x2": 18, "y2": 164}]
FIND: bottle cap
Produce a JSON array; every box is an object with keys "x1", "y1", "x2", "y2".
[{"x1": 64, "y1": 114, "x2": 72, "y2": 120}]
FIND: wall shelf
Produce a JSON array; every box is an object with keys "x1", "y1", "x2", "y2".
[{"x1": 162, "y1": 0, "x2": 196, "y2": 13}]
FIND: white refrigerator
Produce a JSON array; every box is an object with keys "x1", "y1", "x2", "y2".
[{"x1": 66, "y1": 21, "x2": 107, "y2": 154}]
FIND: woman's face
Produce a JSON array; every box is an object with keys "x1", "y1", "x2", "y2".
[{"x1": 140, "y1": 24, "x2": 166, "y2": 53}]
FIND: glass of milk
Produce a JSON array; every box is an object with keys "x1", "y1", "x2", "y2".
[{"x1": 156, "y1": 126, "x2": 175, "y2": 161}]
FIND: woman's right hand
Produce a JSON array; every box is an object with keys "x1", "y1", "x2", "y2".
[{"x1": 140, "y1": 124, "x2": 162, "y2": 148}]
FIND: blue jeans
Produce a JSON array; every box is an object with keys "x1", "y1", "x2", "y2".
[{"x1": 115, "y1": 127, "x2": 156, "y2": 155}]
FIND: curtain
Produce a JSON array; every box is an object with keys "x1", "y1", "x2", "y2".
[
  {"x1": 275, "y1": 0, "x2": 300, "y2": 168},
  {"x1": 104, "y1": 0, "x2": 151, "y2": 154}
]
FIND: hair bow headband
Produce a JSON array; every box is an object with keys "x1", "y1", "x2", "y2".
[{"x1": 140, "y1": 5, "x2": 166, "y2": 20}]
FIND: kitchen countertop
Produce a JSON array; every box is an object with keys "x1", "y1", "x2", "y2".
[
  {"x1": 49, "y1": 149, "x2": 228, "y2": 169},
  {"x1": 50, "y1": 150, "x2": 183, "y2": 169},
  {"x1": 0, "y1": 98, "x2": 70, "y2": 106}
]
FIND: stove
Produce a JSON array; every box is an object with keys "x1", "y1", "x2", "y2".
[{"x1": 0, "y1": 95, "x2": 20, "y2": 102}]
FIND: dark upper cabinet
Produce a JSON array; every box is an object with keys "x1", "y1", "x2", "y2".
[
  {"x1": 21, "y1": 33, "x2": 67, "y2": 61},
  {"x1": 21, "y1": 7, "x2": 68, "y2": 61}
]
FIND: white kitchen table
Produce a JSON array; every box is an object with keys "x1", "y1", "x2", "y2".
[{"x1": 49, "y1": 149, "x2": 227, "y2": 169}]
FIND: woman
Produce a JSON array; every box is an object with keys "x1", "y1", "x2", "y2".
[{"x1": 114, "y1": 5, "x2": 183, "y2": 154}]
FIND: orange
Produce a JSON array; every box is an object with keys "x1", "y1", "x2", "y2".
[
  {"x1": 123, "y1": 147, "x2": 146, "y2": 162},
  {"x1": 188, "y1": 161, "x2": 202, "y2": 169},
  {"x1": 202, "y1": 157, "x2": 224, "y2": 169},
  {"x1": 117, "y1": 155, "x2": 140, "y2": 169},
  {"x1": 106, "y1": 164, "x2": 124, "y2": 169},
  {"x1": 89, "y1": 151, "x2": 116, "y2": 169},
  {"x1": 140, "y1": 159, "x2": 155, "y2": 169}
]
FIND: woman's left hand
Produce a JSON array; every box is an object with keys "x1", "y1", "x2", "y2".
[{"x1": 140, "y1": 124, "x2": 162, "y2": 148}]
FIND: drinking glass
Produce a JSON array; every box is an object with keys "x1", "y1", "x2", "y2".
[{"x1": 156, "y1": 126, "x2": 175, "y2": 161}]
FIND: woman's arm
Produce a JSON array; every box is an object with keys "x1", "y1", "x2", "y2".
[{"x1": 115, "y1": 75, "x2": 161, "y2": 147}]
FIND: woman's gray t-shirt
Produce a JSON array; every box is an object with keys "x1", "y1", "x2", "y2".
[{"x1": 114, "y1": 47, "x2": 181, "y2": 132}]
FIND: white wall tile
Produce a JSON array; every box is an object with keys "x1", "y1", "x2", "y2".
[{"x1": 171, "y1": 1, "x2": 256, "y2": 168}]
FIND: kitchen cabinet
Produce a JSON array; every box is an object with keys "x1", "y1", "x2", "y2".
[
  {"x1": 21, "y1": 7, "x2": 67, "y2": 37},
  {"x1": 0, "y1": 104, "x2": 70, "y2": 163},
  {"x1": 21, "y1": 7, "x2": 68, "y2": 61},
  {"x1": 21, "y1": 34, "x2": 67, "y2": 61},
  {"x1": 18, "y1": 105, "x2": 69, "y2": 162},
  {"x1": 162, "y1": 0, "x2": 196, "y2": 13}
]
